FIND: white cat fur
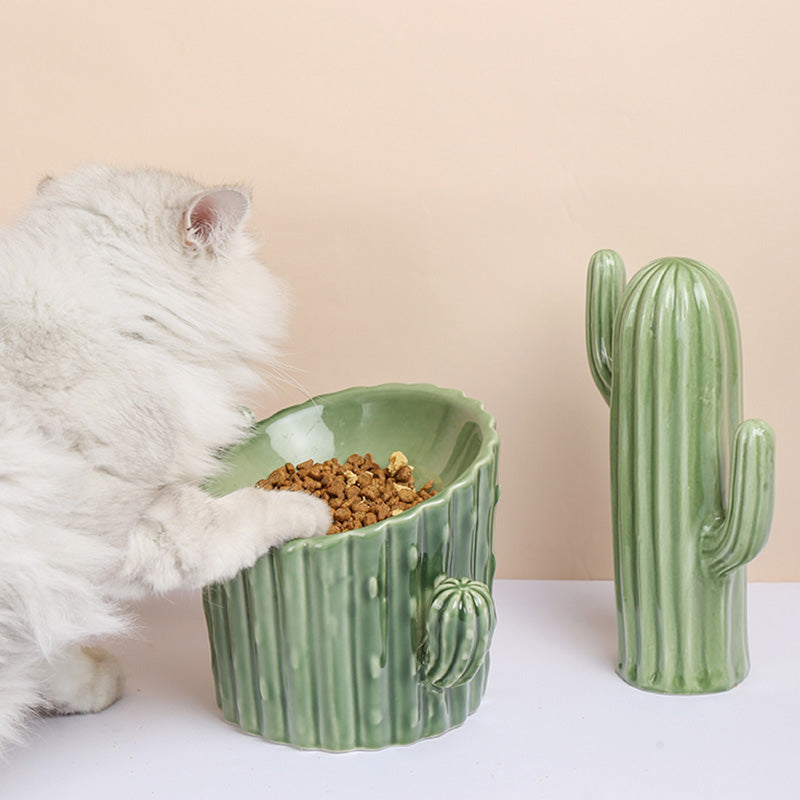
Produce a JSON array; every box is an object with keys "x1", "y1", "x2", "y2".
[{"x1": 0, "y1": 165, "x2": 331, "y2": 752}]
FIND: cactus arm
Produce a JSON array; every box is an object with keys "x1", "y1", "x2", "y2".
[
  {"x1": 586, "y1": 250, "x2": 626, "y2": 405},
  {"x1": 702, "y1": 419, "x2": 775, "y2": 577}
]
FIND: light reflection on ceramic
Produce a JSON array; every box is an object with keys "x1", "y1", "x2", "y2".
[
  {"x1": 587, "y1": 251, "x2": 775, "y2": 694},
  {"x1": 203, "y1": 383, "x2": 499, "y2": 749}
]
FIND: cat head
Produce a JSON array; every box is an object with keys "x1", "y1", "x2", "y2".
[
  {"x1": 35, "y1": 164, "x2": 255, "y2": 259},
  {"x1": 25, "y1": 165, "x2": 290, "y2": 394}
]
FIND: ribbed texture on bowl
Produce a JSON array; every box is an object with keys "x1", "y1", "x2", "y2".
[{"x1": 203, "y1": 385, "x2": 499, "y2": 750}]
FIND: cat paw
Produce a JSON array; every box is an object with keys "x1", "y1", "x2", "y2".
[
  {"x1": 260, "y1": 489, "x2": 333, "y2": 544},
  {"x1": 46, "y1": 646, "x2": 125, "y2": 716}
]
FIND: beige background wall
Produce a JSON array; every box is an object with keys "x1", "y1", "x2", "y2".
[{"x1": 0, "y1": 1, "x2": 797, "y2": 579}]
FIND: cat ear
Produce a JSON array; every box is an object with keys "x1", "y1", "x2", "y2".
[
  {"x1": 37, "y1": 175, "x2": 54, "y2": 194},
  {"x1": 184, "y1": 188, "x2": 250, "y2": 252}
]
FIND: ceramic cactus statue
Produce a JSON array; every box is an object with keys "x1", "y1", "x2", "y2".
[
  {"x1": 586, "y1": 250, "x2": 775, "y2": 693},
  {"x1": 423, "y1": 577, "x2": 496, "y2": 689}
]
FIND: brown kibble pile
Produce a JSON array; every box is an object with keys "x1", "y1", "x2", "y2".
[{"x1": 255, "y1": 451, "x2": 436, "y2": 535}]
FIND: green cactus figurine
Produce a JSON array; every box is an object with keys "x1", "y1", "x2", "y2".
[{"x1": 586, "y1": 251, "x2": 775, "y2": 694}]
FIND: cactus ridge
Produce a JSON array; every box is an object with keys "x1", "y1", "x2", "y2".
[{"x1": 586, "y1": 251, "x2": 775, "y2": 694}]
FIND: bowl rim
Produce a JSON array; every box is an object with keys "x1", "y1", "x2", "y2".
[{"x1": 242, "y1": 382, "x2": 499, "y2": 553}]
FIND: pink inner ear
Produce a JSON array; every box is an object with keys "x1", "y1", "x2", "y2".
[{"x1": 186, "y1": 188, "x2": 250, "y2": 248}]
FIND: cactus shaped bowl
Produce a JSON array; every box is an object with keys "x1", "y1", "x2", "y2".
[{"x1": 202, "y1": 383, "x2": 500, "y2": 750}]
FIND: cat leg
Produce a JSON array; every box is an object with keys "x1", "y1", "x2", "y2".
[
  {"x1": 44, "y1": 645, "x2": 125, "y2": 716},
  {"x1": 124, "y1": 485, "x2": 332, "y2": 592}
]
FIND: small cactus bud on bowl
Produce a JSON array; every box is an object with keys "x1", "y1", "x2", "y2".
[{"x1": 423, "y1": 576, "x2": 496, "y2": 689}]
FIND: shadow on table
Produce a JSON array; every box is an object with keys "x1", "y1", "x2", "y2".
[{"x1": 517, "y1": 581, "x2": 618, "y2": 670}]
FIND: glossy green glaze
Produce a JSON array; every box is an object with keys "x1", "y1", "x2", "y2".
[
  {"x1": 586, "y1": 252, "x2": 775, "y2": 694},
  {"x1": 202, "y1": 383, "x2": 499, "y2": 749}
]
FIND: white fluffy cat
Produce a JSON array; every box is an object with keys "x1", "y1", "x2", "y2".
[{"x1": 0, "y1": 165, "x2": 331, "y2": 752}]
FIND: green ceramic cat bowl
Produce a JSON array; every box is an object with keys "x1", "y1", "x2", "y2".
[{"x1": 202, "y1": 382, "x2": 500, "y2": 750}]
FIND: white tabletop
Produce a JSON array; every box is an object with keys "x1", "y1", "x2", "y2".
[{"x1": 2, "y1": 580, "x2": 798, "y2": 798}]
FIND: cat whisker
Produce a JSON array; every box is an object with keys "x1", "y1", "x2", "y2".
[{"x1": 267, "y1": 360, "x2": 317, "y2": 406}]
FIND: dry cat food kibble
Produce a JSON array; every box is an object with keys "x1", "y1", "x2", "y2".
[{"x1": 256, "y1": 451, "x2": 436, "y2": 535}]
